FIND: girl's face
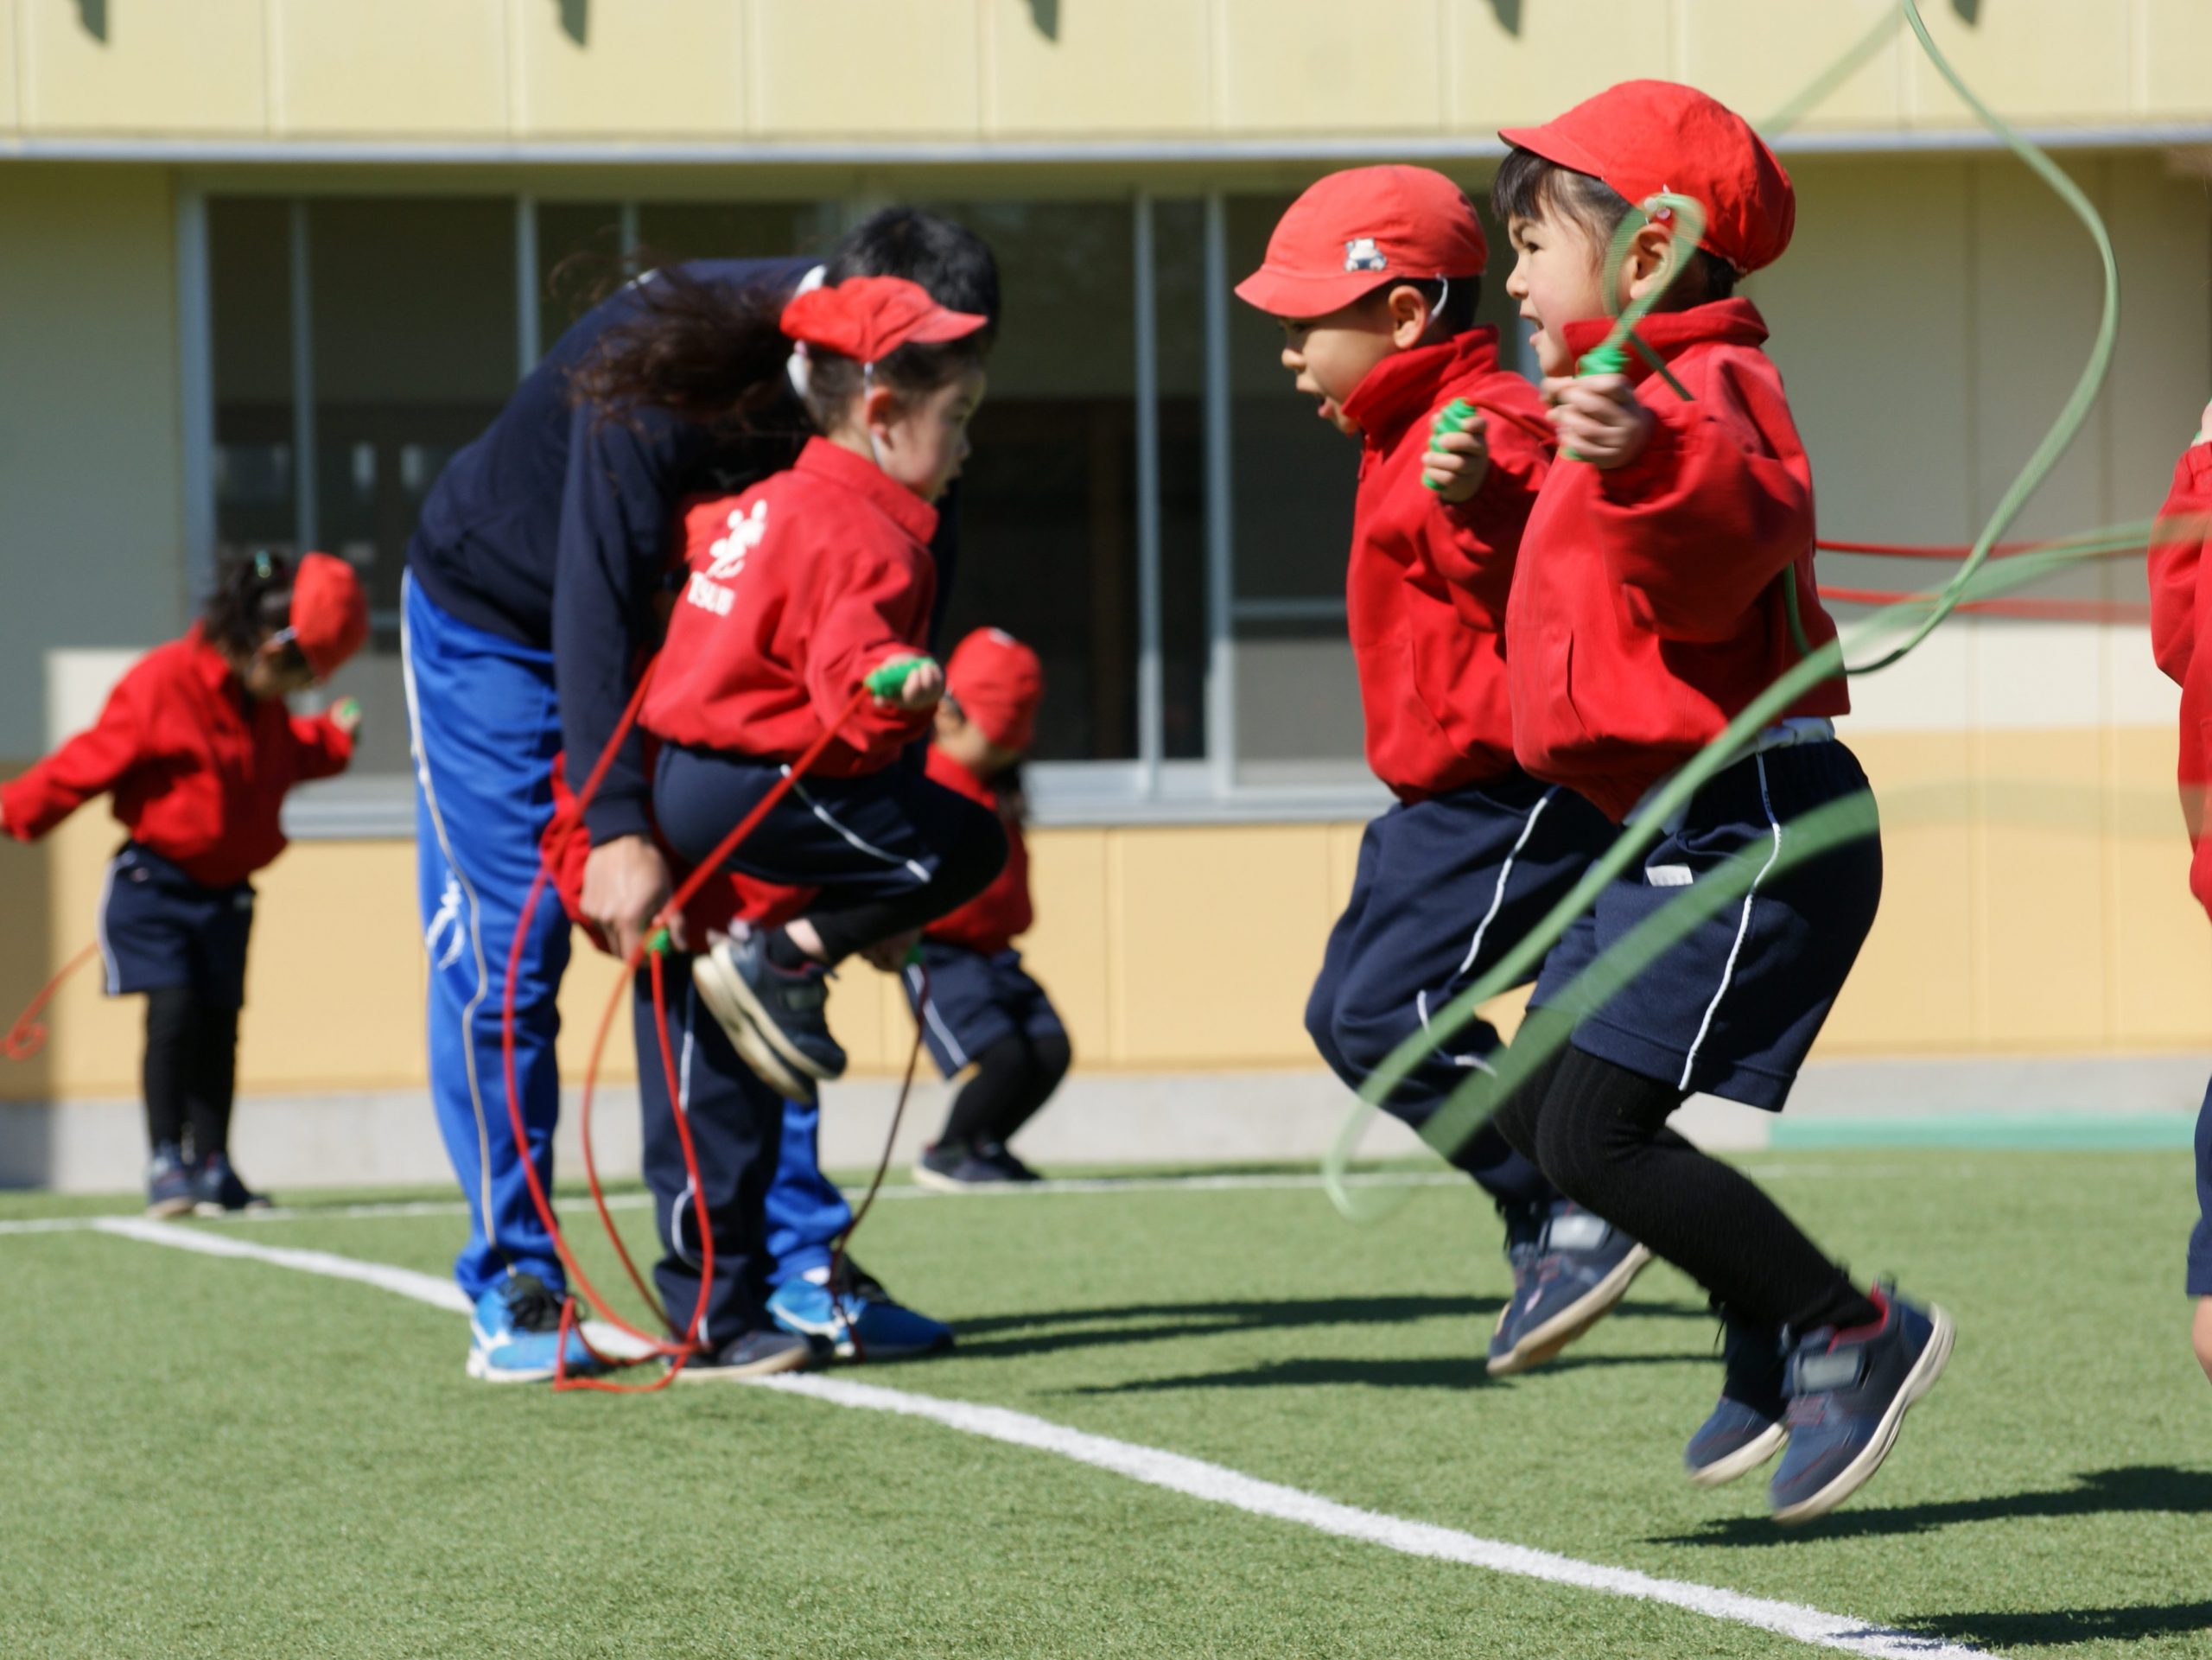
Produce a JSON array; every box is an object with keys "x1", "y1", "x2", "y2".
[
  {"x1": 869, "y1": 367, "x2": 988, "y2": 503},
  {"x1": 240, "y1": 639, "x2": 317, "y2": 701},
  {"x1": 1504, "y1": 204, "x2": 1611, "y2": 378}
]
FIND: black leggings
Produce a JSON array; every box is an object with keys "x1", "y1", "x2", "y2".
[
  {"x1": 143, "y1": 988, "x2": 239, "y2": 1159},
  {"x1": 1491, "y1": 1042, "x2": 1878, "y2": 1333},
  {"x1": 940, "y1": 1031, "x2": 1071, "y2": 1150}
]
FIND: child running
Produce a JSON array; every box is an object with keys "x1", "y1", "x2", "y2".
[
  {"x1": 906, "y1": 626, "x2": 1069, "y2": 1188},
  {"x1": 2145, "y1": 395, "x2": 2212, "y2": 1389},
  {"x1": 637, "y1": 275, "x2": 1008, "y2": 1098},
  {"x1": 1482, "y1": 80, "x2": 1950, "y2": 1523},
  {"x1": 1234, "y1": 165, "x2": 1642, "y2": 1374},
  {"x1": 0, "y1": 552, "x2": 365, "y2": 1217}
]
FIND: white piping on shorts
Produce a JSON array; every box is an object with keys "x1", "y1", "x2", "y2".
[
  {"x1": 94, "y1": 848, "x2": 129, "y2": 995},
  {"x1": 399, "y1": 573, "x2": 501, "y2": 1257},
  {"x1": 782, "y1": 767, "x2": 932, "y2": 884},
  {"x1": 907, "y1": 961, "x2": 969, "y2": 1071},
  {"x1": 1408, "y1": 787, "x2": 1554, "y2": 1074},
  {"x1": 1678, "y1": 751, "x2": 1785, "y2": 1092}
]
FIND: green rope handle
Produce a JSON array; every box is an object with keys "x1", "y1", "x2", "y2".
[
  {"x1": 864, "y1": 655, "x2": 936, "y2": 697},
  {"x1": 1422, "y1": 398, "x2": 1480, "y2": 493},
  {"x1": 1320, "y1": 0, "x2": 2125, "y2": 1220}
]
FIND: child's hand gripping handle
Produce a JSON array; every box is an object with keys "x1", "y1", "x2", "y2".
[
  {"x1": 864, "y1": 654, "x2": 942, "y2": 709},
  {"x1": 1422, "y1": 398, "x2": 1480, "y2": 495}
]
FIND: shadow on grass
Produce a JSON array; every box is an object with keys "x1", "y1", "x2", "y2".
[
  {"x1": 1651, "y1": 1465, "x2": 2212, "y2": 1547},
  {"x1": 1065, "y1": 1349, "x2": 1718, "y2": 1395},
  {"x1": 946, "y1": 1293, "x2": 1704, "y2": 1363},
  {"x1": 1905, "y1": 1599, "x2": 2212, "y2": 1650}
]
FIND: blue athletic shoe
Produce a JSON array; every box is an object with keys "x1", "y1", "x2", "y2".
[
  {"x1": 1769, "y1": 1282, "x2": 1954, "y2": 1523},
  {"x1": 1686, "y1": 1316, "x2": 1790, "y2": 1486},
  {"x1": 674, "y1": 1328, "x2": 817, "y2": 1382},
  {"x1": 693, "y1": 930, "x2": 843, "y2": 1103},
  {"x1": 466, "y1": 1273, "x2": 606, "y2": 1384},
  {"x1": 192, "y1": 1150, "x2": 271, "y2": 1216},
  {"x1": 1487, "y1": 1201, "x2": 1652, "y2": 1376},
  {"x1": 768, "y1": 1265, "x2": 953, "y2": 1361},
  {"x1": 146, "y1": 1143, "x2": 195, "y2": 1220}
]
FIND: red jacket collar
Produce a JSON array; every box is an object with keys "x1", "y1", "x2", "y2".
[
  {"x1": 184, "y1": 624, "x2": 246, "y2": 700},
  {"x1": 1341, "y1": 328, "x2": 1503, "y2": 448},
  {"x1": 1560, "y1": 298, "x2": 1770, "y2": 386},
  {"x1": 795, "y1": 436, "x2": 941, "y2": 546}
]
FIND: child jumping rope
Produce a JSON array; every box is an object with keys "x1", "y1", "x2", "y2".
[
  {"x1": 2145, "y1": 395, "x2": 2212, "y2": 1389},
  {"x1": 1234, "y1": 165, "x2": 1643, "y2": 1374},
  {"x1": 1, "y1": 552, "x2": 365, "y2": 1217},
  {"x1": 636, "y1": 275, "x2": 1008, "y2": 1098},
  {"x1": 906, "y1": 626, "x2": 1070, "y2": 1189},
  {"x1": 1482, "y1": 80, "x2": 1950, "y2": 1523}
]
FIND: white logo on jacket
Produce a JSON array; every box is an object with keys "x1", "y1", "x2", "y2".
[{"x1": 703, "y1": 501, "x2": 767, "y2": 580}]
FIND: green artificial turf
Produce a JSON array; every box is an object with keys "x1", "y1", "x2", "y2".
[{"x1": 3, "y1": 1151, "x2": 2208, "y2": 1657}]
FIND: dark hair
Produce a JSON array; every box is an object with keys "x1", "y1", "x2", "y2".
[
  {"x1": 1356, "y1": 274, "x2": 1481, "y2": 336},
  {"x1": 1491, "y1": 149, "x2": 1736, "y2": 306},
  {"x1": 568, "y1": 208, "x2": 1000, "y2": 438},
  {"x1": 201, "y1": 550, "x2": 306, "y2": 667}
]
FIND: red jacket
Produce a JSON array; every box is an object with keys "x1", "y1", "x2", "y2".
[
  {"x1": 1338, "y1": 328, "x2": 1554, "y2": 800},
  {"x1": 1505, "y1": 300, "x2": 1847, "y2": 822},
  {"x1": 0, "y1": 626, "x2": 353, "y2": 887},
  {"x1": 923, "y1": 747, "x2": 1032, "y2": 955},
  {"x1": 642, "y1": 437, "x2": 938, "y2": 774},
  {"x1": 2147, "y1": 440, "x2": 2212, "y2": 917}
]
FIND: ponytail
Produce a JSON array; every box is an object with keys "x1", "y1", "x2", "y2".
[{"x1": 200, "y1": 550, "x2": 298, "y2": 661}]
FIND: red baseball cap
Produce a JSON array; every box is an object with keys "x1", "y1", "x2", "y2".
[
  {"x1": 780, "y1": 275, "x2": 988, "y2": 366},
  {"x1": 1500, "y1": 80, "x2": 1794, "y2": 276},
  {"x1": 946, "y1": 627, "x2": 1045, "y2": 754},
  {"x1": 281, "y1": 552, "x2": 368, "y2": 679},
  {"x1": 1235, "y1": 165, "x2": 1488, "y2": 319}
]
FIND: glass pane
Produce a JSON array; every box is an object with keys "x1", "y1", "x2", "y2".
[
  {"x1": 1154, "y1": 199, "x2": 1208, "y2": 762},
  {"x1": 208, "y1": 199, "x2": 296, "y2": 572},
  {"x1": 307, "y1": 197, "x2": 518, "y2": 775},
  {"x1": 925, "y1": 200, "x2": 1139, "y2": 763},
  {"x1": 635, "y1": 200, "x2": 841, "y2": 266}
]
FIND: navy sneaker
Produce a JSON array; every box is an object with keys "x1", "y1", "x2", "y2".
[
  {"x1": 674, "y1": 1328, "x2": 817, "y2": 1381},
  {"x1": 146, "y1": 1143, "x2": 195, "y2": 1219},
  {"x1": 976, "y1": 1142, "x2": 1042, "y2": 1183},
  {"x1": 769, "y1": 1265, "x2": 954, "y2": 1361},
  {"x1": 191, "y1": 1151, "x2": 271, "y2": 1215},
  {"x1": 1769, "y1": 1282, "x2": 1955, "y2": 1523},
  {"x1": 912, "y1": 1142, "x2": 1015, "y2": 1191},
  {"x1": 1685, "y1": 1316, "x2": 1790, "y2": 1486},
  {"x1": 465, "y1": 1273, "x2": 606, "y2": 1383},
  {"x1": 1487, "y1": 1201, "x2": 1652, "y2": 1376},
  {"x1": 693, "y1": 931, "x2": 844, "y2": 1102}
]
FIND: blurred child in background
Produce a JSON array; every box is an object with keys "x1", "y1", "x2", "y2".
[
  {"x1": 906, "y1": 627, "x2": 1069, "y2": 1188},
  {"x1": 0, "y1": 552, "x2": 365, "y2": 1218}
]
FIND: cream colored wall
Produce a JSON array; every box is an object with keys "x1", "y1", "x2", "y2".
[{"x1": 2, "y1": 0, "x2": 2209, "y2": 144}]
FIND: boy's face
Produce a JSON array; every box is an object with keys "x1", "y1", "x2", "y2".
[
  {"x1": 1505, "y1": 205, "x2": 1610, "y2": 378},
  {"x1": 1273, "y1": 286, "x2": 1434, "y2": 433}
]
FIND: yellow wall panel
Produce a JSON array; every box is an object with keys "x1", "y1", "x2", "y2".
[
  {"x1": 983, "y1": 0, "x2": 1207, "y2": 137},
  {"x1": 2104, "y1": 727, "x2": 2212, "y2": 1046},
  {"x1": 553, "y1": 946, "x2": 636, "y2": 1085},
  {"x1": 749, "y1": 0, "x2": 978, "y2": 137},
  {"x1": 273, "y1": 0, "x2": 507, "y2": 137},
  {"x1": 1218, "y1": 0, "x2": 1440, "y2": 136},
  {"x1": 0, "y1": 0, "x2": 19, "y2": 129},
  {"x1": 1111, "y1": 824, "x2": 1337, "y2": 1065},
  {"x1": 1679, "y1": 0, "x2": 1903, "y2": 130},
  {"x1": 1022, "y1": 828, "x2": 1113, "y2": 1064},
  {"x1": 1443, "y1": 0, "x2": 1668, "y2": 134},
  {"x1": 1907, "y1": 0, "x2": 2132, "y2": 124},
  {"x1": 2141, "y1": 0, "x2": 2212, "y2": 117},
  {"x1": 20, "y1": 0, "x2": 264, "y2": 134},
  {"x1": 512, "y1": 0, "x2": 744, "y2": 137},
  {"x1": 1973, "y1": 728, "x2": 2110, "y2": 1047}
]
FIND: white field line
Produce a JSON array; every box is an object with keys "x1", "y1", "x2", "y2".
[
  {"x1": 0, "y1": 1161, "x2": 1904, "y2": 1239},
  {"x1": 83, "y1": 1218, "x2": 1986, "y2": 1660}
]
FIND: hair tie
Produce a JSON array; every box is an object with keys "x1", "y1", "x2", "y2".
[{"x1": 253, "y1": 550, "x2": 276, "y2": 582}]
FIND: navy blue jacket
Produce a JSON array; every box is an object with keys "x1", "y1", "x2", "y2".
[{"x1": 406, "y1": 257, "x2": 963, "y2": 845}]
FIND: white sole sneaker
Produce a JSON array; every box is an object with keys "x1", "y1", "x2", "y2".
[
  {"x1": 1487, "y1": 1243, "x2": 1654, "y2": 1377},
  {"x1": 691, "y1": 943, "x2": 821, "y2": 1101},
  {"x1": 1771, "y1": 1304, "x2": 1955, "y2": 1525},
  {"x1": 463, "y1": 1346, "x2": 556, "y2": 1384},
  {"x1": 672, "y1": 1342, "x2": 815, "y2": 1382},
  {"x1": 1688, "y1": 1421, "x2": 1789, "y2": 1488}
]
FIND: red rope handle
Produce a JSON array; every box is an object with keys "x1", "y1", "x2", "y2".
[{"x1": 3, "y1": 941, "x2": 100, "y2": 1062}]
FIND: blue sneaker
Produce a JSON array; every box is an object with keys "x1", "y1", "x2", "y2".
[
  {"x1": 146, "y1": 1143, "x2": 195, "y2": 1220},
  {"x1": 192, "y1": 1151, "x2": 271, "y2": 1215},
  {"x1": 1686, "y1": 1316, "x2": 1790, "y2": 1486},
  {"x1": 1487, "y1": 1201, "x2": 1652, "y2": 1376},
  {"x1": 465, "y1": 1273, "x2": 606, "y2": 1383},
  {"x1": 768, "y1": 1265, "x2": 953, "y2": 1361},
  {"x1": 693, "y1": 930, "x2": 843, "y2": 1103},
  {"x1": 1769, "y1": 1282, "x2": 1954, "y2": 1524}
]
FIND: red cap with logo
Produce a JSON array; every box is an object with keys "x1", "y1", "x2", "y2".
[
  {"x1": 946, "y1": 626, "x2": 1045, "y2": 754},
  {"x1": 1235, "y1": 165, "x2": 1489, "y2": 320},
  {"x1": 780, "y1": 275, "x2": 989, "y2": 366},
  {"x1": 281, "y1": 552, "x2": 368, "y2": 679},
  {"x1": 1500, "y1": 80, "x2": 1794, "y2": 276}
]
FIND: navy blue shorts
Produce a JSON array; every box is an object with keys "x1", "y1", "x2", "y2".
[
  {"x1": 98, "y1": 843, "x2": 255, "y2": 1009},
  {"x1": 1529, "y1": 739, "x2": 1882, "y2": 1111},
  {"x1": 1306, "y1": 771, "x2": 1613, "y2": 1126},
  {"x1": 2190, "y1": 1076, "x2": 2212, "y2": 1297},
  {"x1": 903, "y1": 940, "x2": 1065, "y2": 1078}
]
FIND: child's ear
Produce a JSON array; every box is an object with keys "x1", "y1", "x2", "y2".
[
  {"x1": 862, "y1": 382, "x2": 902, "y2": 434},
  {"x1": 1622, "y1": 220, "x2": 1684, "y2": 303},
  {"x1": 1387, "y1": 283, "x2": 1433, "y2": 349}
]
